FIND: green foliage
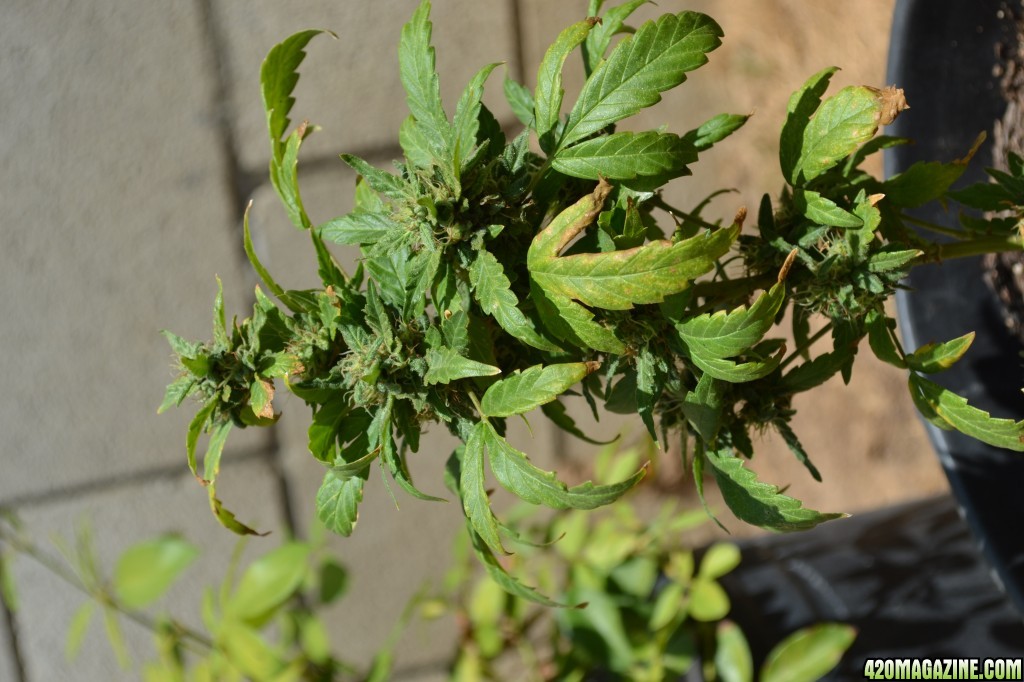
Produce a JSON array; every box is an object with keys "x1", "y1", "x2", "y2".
[{"x1": 162, "y1": 0, "x2": 1024, "y2": 604}]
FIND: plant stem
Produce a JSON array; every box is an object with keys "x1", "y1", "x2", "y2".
[
  {"x1": 926, "y1": 234, "x2": 1024, "y2": 261},
  {"x1": 651, "y1": 197, "x2": 720, "y2": 232},
  {"x1": 779, "y1": 322, "x2": 833, "y2": 371},
  {"x1": 903, "y1": 214, "x2": 969, "y2": 239}
]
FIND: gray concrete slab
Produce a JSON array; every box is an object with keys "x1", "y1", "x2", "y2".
[
  {"x1": 0, "y1": 610, "x2": 19, "y2": 682},
  {"x1": 5, "y1": 456, "x2": 288, "y2": 681},
  {"x1": 0, "y1": 1, "x2": 262, "y2": 502},
  {"x1": 214, "y1": 0, "x2": 520, "y2": 171}
]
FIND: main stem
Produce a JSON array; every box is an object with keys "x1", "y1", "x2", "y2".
[{"x1": 926, "y1": 234, "x2": 1024, "y2": 261}]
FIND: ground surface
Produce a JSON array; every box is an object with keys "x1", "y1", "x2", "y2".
[{"x1": 0, "y1": 1, "x2": 956, "y2": 679}]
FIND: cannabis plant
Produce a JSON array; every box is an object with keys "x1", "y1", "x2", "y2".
[{"x1": 162, "y1": 0, "x2": 1024, "y2": 602}]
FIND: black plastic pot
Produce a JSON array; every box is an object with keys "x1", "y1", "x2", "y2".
[{"x1": 887, "y1": 0, "x2": 1024, "y2": 616}]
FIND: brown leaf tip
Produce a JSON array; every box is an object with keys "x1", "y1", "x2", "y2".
[
  {"x1": 875, "y1": 86, "x2": 909, "y2": 126},
  {"x1": 778, "y1": 248, "x2": 799, "y2": 283}
]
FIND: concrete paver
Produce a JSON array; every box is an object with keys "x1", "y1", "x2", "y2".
[
  {"x1": 214, "y1": 0, "x2": 520, "y2": 171},
  {"x1": 7, "y1": 457, "x2": 288, "y2": 681},
  {"x1": 0, "y1": 0, "x2": 259, "y2": 502}
]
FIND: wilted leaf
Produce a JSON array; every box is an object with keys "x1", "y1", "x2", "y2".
[
  {"x1": 677, "y1": 283, "x2": 785, "y2": 359},
  {"x1": 904, "y1": 332, "x2": 974, "y2": 373},
  {"x1": 553, "y1": 131, "x2": 696, "y2": 180},
  {"x1": 481, "y1": 363, "x2": 596, "y2": 417},
  {"x1": 424, "y1": 346, "x2": 500, "y2": 385},
  {"x1": 535, "y1": 19, "x2": 597, "y2": 147},
  {"x1": 909, "y1": 374, "x2": 1024, "y2": 451}
]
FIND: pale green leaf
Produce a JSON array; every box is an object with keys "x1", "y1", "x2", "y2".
[
  {"x1": 480, "y1": 362, "x2": 595, "y2": 418},
  {"x1": 698, "y1": 542, "x2": 741, "y2": 579},
  {"x1": 867, "y1": 248, "x2": 922, "y2": 273},
  {"x1": 202, "y1": 419, "x2": 233, "y2": 484},
  {"x1": 482, "y1": 422, "x2": 644, "y2": 508},
  {"x1": 158, "y1": 375, "x2": 196, "y2": 415},
  {"x1": 704, "y1": 448, "x2": 845, "y2": 531},
  {"x1": 905, "y1": 332, "x2": 974, "y2": 373},
  {"x1": 503, "y1": 74, "x2": 535, "y2": 127},
  {"x1": 716, "y1": 621, "x2": 754, "y2": 682},
  {"x1": 462, "y1": 425, "x2": 506, "y2": 555},
  {"x1": 649, "y1": 581, "x2": 685, "y2": 630},
  {"x1": 102, "y1": 606, "x2": 131, "y2": 669},
  {"x1": 535, "y1": 19, "x2": 597, "y2": 146},
  {"x1": 219, "y1": 622, "x2": 283, "y2": 679},
  {"x1": 114, "y1": 536, "x2": 199, "y2": 608},
  {"x1": 689, "y1": 578, "x2": 730, "y2": 621},
  {"x1": 677, "y1": 283, "x2": 785, "y2": 359},
  {"x1": 790, "y1": 85, "x2": 881, "y2": 184},
  {"x1": 761, "y1": 623, "x2": 857, "y2": 682},
  {"x1": 469, "y1": 249, "x2": 561, "y2": 352},
  {"x1": 212, "y1": 275, "x2": 229, "y2": 349},
  {"x1": 339, "y1": 153, "x2": 408, "y2": 199},
  {"x1": 228, "y1": 542, "x2": 311, "y2": 622},
  {"x1": 316, "y1": 470, "x2": 367, "y2": 537},
  {"x1": 559, "y1": 11, "x2": 722, "y2": 150},
  {"x1": 908, "y1": 374, "x2": 1024, "y2": 451},
  {"x1": 424, "y1": 346, "x2": 500, "y2": 385},
  {"x1": 779, "y1": 67, "x2": 839, "y2": 183},
  {"x1": 65, "y1": 602, "x2": 94, "y2": 661},
  {"x1": 270, "y1": 124, "x2": 312, "y2": 229},
  {"x1": 400, "y1": 114, "x2": 437, "y2": 168},
  {"x1": 553, "y1": 130, "x2": 695, "y2": 180},
  {"x1": 399, "y1": 0, "x2": 450, "y2": 163},
  {"x1": 531, "y1": 281, "x2": 626, "y2": 354}
]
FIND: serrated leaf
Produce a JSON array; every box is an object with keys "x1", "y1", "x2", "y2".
[
  {"x1": 340, "y1": 153, "x2": 407, "y2": 199},
  {"x1": 399, "y1": 0, "x2": 451, "y2": 165},
  {"x1": 114, "y1": 536, "x2": 199, "y2": 609},
  {"x1": 865, "y1": 310, "x2": 907, "y2": 369},
  {"x1": 162, "y1": 329, "x2": 201, "y2": 359},
  {"x1": 541, "y1": 400, "x2": 616, "y2": 445},
  {"x1": 531, "y1": 280, "x2": 626, "y2": 354},
  {"x1": 582, "y1": 0, "x2": 650, "y2": 76},
  {"x1": 467, "y1": 524, "x2": 564, "y2": 606},
  {"x1": 270, "y1": 124, "x2": 313, "y2": 229},
  {"x1": 761, "y1": 624, "x2": 857, "y2": 682},
  {"x1": 683, "y1": 372, "x2": 725, "y2": 444},
  {"x1": 795, "y1": 189, "x2": 862, "y2": 228},
  {"x1": 242, "y1": 202, "x2": 298, "y2": 313},
  {"x1": 867, "y1": 248, "x2": 922, "y2": 273},
  {"x1": 790, "y1": 85, "x2": 881, "y2": 185},
  {"x1": 704, "y1": 448, "x2": 845, "y2": 531},
  {"x1": 553, "y1": 130, "x2": 696, "y2": 180},
  {"x1": 480, "y1": 362, "x2": 595, "y2": 418},
  {"x1": 400, "y1": 113, "x2": 436, "y2": 168},
  {"x1": 200, "y1": 418, "x2": 232, "y2": 485},
  {"x1": 536, "y1": 19, "x2": 596, "y2": 148},
  {"x1": 779, "y1": 67, "x2": 838, "y2": 182},
  {"x1": 319, "y1": 210, "x2": 396, "y2": 247},
  {"x1": 482, "y1": 422, "x2": 644, "y2": 509},
  {"x1": 908, "y1": 374, "x2": 1024, "y2": 450},
  {"x1": 905, "y1": 332, "x2": 974, "y2": 373},
  {"x1": 424, "y1": 347, "x2": 500, "y2": 385},
  {"x1": 158, "y1": 375, "x2": 197, "y2": 414},
  {"x1": 208, "y1": 484, "x2": 266, "y2": 537},
  {"x1": 775, "y1": 420, "x2": 821, "y2": 481},
  {"x1": 261, "y1": 30, "x2": 331, "y2": 154},
  {"x1": 453, "y1": 62, "x2": 501, "y2": 172},
  {"x1": 636, "y1": 346, "x2": 667, "y2": 442},
  {"x1": 503, "y1": 74, "x2": 535, "y2": 127},
  {"x1": 185, "y1": 400, "x2": 216, "y2": 480},
  {"x1": 690, "y1": 343, "x2": 784, "y2": 383},
  {"x1": 678, "y1": 283, "x2": 785, "y2": 359},
  {"x1": 559, "y1": 11, "x2": 722, "y2": 150},
  {"x1": 684, "y1": 112, "x2": 750, "y2": 152},
  {"x1": 884, "y1": 134, "x2": 981, "y2": 208},
  {"x1": 316, "y1": 470, "x2": 367, "y2": 537},
  {"x1": 779, "y1": 346, "x2": 855, "y2": 393},
  {"x1": 529, "y1": 180, "x2": 738, "y2": 310},
  {"x1": 469, "y1": 249, "x2": 561, "y2": 352},
  {"x1": 462, "y1": 424, "x2": 506, "y2": 555},
  {"x1": 376, "y1": 397, "x2": 445, "y2": 502},
  {"x1": 212, "y1": 276, "x2": 229, "y2": 349}
]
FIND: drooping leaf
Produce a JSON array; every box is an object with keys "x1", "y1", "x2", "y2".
[
  {"x1": 553, "y1": 131, "x2": 696, "y2": 180},
  {"x1": 158, "y1": 375, "x2": 197, "y2": 415},
  {"x1": 789, "y1": 85, "x2": 881, "y2": 185},
  {"x1": 461, "y1": 424, "x2": 506, "y2": 555},
  {"x1": 884, "y1": 133, "x2": 982, "y2": 208},
  {"x1": 704, "y1": 448, "x2": 845, "y2": 531},
  {"x1": 529, "y1": 180, "x2": 738, "y2": 310},
  {"x1": 865, "y1": 310, "x2": 907, "y2": 369},
  {"x1": 114, "y1": 536, "x2": 199, "y2": 609},
  {"x1": 559, "y1": 11, "x2": 722, "y2": 150},
  {"x1": 774, "y1": 419, "x2": 821, "y2": 481},
  {"x1": 480, "y1": 362, "x2": 596, "y2": 418},
  {"x1": 904, "y1": 332, "x2": 974, "y2": 374},
  {"x1": 760, "y1": 624, "x2": 857, "y2": 682},
  {"x1": 316, "y1": 470, "x2": 368, "y2": 537},
  {"x1": 682, "y1": 372, "x2": 725, "y2": 444},
  {"x1": 794, "y1": 189, "x2": 862, "y2": 228},
  {"x1": 424, "y1": 347, "x2": 501, "y2": 385},
  {"x1": 270, "y1": 123, "x2": 313, "y2": 229},
  {"x1": 677, "y1": 283, "x2": 785, "y2": 359},
  {"x1": 689, "y1": 343, "x2": 784, "y2": 384},
  {"x1": 469, "y1": 249, "x2": 561, "y2": 352},
  {"x1": 540, "y1": 399, "x2": 616, "y2": 445},
  {"x1": 531, "y1": 280, "x2": 626, "y2": 354},
  {"x1": 482, "y1": 422, "x2": 644, "y2": 509},
  {"x1": 399, "y1": 0, "x2": 451, "y2": 165},
  {"x1": 377, "y1": 397, "x2": 446, "y2": 502},
  {"x1": 535, "y1": 19, "x2": 597, "y2": 149},
  {"x1": 582, "y1": 0, "x2": 651, "y2": 76},
  {"x1": 635, "y1": 346, "x2": 667, "y2": 442},
  {"x1": 185, "y1": 400, "x2": 216, "y2": 480},
  {"x1": 208, "y1": 485, "x2": 266, "y2": 537},
  {"x1": 684, "y1": 112, "x2": 750, "y2": 152},
  {"x1": 467, "y1": 524, "x2": 564, "y2": 606},
  {"x1": 779, "y1": 345, "x2": 856, "y2": 393},
  {"x1": 227, "y1": 542, "x2": 311, "y2": 622},
  {"x1": 779, "y1": 67, "x2": 838, "y2": 182},
  {"x1": 908, "y1": 374, "x2": 1024, "y2": 451}
]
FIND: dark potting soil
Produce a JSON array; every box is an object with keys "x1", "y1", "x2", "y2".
[{"x1": 983, "y1": 2, "x2": 1024, "y2": 344}]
